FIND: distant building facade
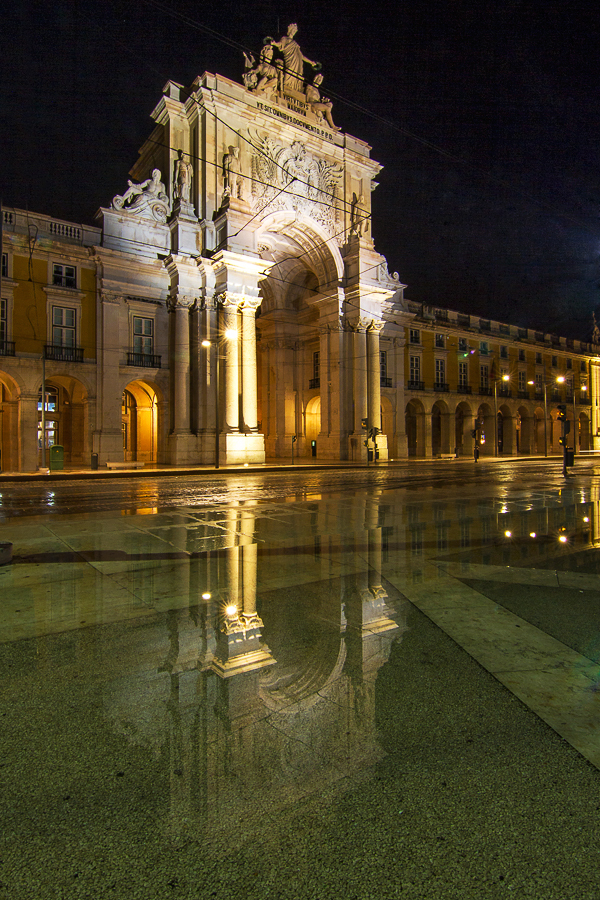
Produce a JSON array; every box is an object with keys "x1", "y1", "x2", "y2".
[{"x1": 1, "y1": 29, "x2": 599, "y2": 471}]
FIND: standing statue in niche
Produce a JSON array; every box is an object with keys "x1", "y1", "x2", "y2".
[
  {"x1": 112, "y1": 168, "x2": 170, "y2": 222},
  {"x1": 223, "y1": 146, "x2": 242, "y2": 200},
  {"x1": 243, "y1": 42, "x2": 278, "y2": 95},
  {"x1": 306, "y1": 74, "x2": 341, "y2": 131},
  {"x1": 174, "y1": 150, "x2": 193, "y2": 204},
  {"x1": 272, "y1": 23, "x2": 320, "y2": 94},
  {"x1": 350, "y1": 192, "x2": 368, "y2": 236}
]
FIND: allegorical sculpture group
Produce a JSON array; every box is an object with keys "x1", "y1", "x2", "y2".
[{"x1": 243, "y1": 23, "x2": 340, "y2": 131}]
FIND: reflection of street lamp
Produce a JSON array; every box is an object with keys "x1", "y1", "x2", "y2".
[{"x1": 494, "y1": 374, "x2": 510, "y2": 456}]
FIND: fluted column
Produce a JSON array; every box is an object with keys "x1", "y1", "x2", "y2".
[
  {"x1": 367, "y1": 323, "x2": 383, "y2": 431},
  {"x1": 241, "y1": 301, "x2": 259, "y2": 432},
  {"x1": 222, "y1": 300, "x2": 239, "y2": 432}
]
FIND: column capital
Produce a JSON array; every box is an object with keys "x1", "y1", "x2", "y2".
[
  {"x1": 101, "y1": 291, "x2": 122, "y2": 305},
  {"x1": 167, "y1": 293, "x2": 197, "y2": 311},
  {"x1": 215, "y1": 290, "x2": 259, "y2": 310}
]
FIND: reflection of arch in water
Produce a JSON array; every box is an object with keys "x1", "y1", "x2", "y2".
[
  {"x1": 405, "y1": 398, "x2": 425, "y2": 457},
  {"x1": 431, "y1": 399, "x2": 450, "y2": 456},
  {"x1": 122, "y1": 380, "x2": 160, "y2": 462}
]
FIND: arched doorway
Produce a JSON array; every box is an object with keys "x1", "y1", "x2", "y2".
[
  {"x1": 454, "y1": 401, "x2": 473, "y2": 457},
  {"x1": 305, "y1": 395, "x2": 321, "y2": 457},
  {"x1": 497, "y1": 404, "x2": 515, "y2": 455},
  {"x1": 122, "y1": 381, "x2": 158, "y2": 463},
  {"x1": 37, "y1": 375, "x2": 89, "y2": 467},
  {"x1": 517, "y1": 406, "x2": 533, "y2": 454},
  {"x1": 0, "y1": 372, "x2": 19, "y2": 473},
  {"x1": 476, "y1": 403, "x2": 494, "y2": 456},
  {"x1": 431, "y1": 400, "x2": 450, "y2": 456},
  {"x1": 405, "y1": 399, "x2": 425, "y2": 457}
]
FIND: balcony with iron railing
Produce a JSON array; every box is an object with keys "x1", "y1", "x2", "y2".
[
  {"x1": 434, "y1": 382, "x2": 449, "y2": 392},
  {"x1": 0, "y1": 340, "x2": 15, "y2": 357},
  {"x1": 478, "y1": 385, "x2": 493, "y2": 395},
  {"x1": 44, "y1": 344, "x2": 84, "y2": 362},
  {"x1": 407, "y1": 380, "x2": 425, "y2": 391},
  {"x1": 126, "y1": 351, "x2": 161, "y2": 368},
  {"x1": 309, "y1": 377, "x2": 320, "y2": 389},
  {"x1": 456, "y1": 384, "x2": 472, "y2": 394},
  {"x1": 380, "y1": 376, "x2": 393, "y2": 388},
  {"x1": 517, "y1": 390, "x2": 530, "y2": 400},
  {"x1": 498, "y1": 386, "x2": 512, "y2": 398}
]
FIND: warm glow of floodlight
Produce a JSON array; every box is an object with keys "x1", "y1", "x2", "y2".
[
  {"x1": 244, "y1": 462, "x2": 249, "y2": 466},
  {"x1": 530, "y1": 532, "x2": 536, "y2": 538},
  {"x1": 556, "y1": 376, "x2": 565, "y2": 383},
  {"x1": 527, "y1": 380, "x2": 534, "y2": 385},
  {"x1": 583, "y1": 516, "x2": 590, "y2": 523},
  {"x1": 225, "y1": 604, "x2": 238, "y2": 617},
  {"x1": 558, "y1": 535, "x2": 568, "y2": 543},
  {"x1": 202, "y1": 592, "x2": 211, "y2": 599},
  {"x1": 582, "y1": 385, "x2": 588, "y2": 391},
  {"x1": 504, "y1": 530, "x2": 512, "y2": 537},
  {"x1": 201, "y1": 340, "x2": 211, "y2": 347},
  {"x1": 225, "y1": 329, "x2": 237, "y2": 339}
]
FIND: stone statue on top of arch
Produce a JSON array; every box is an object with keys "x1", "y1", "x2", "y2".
[{"x1": 243, "y1": 23, "x2": 321, "y2": 99}]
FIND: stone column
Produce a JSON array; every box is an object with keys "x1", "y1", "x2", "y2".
[
  {"x1": 241, "y1": 301, "x2": 259, "y2": 432},
  {"x1": 367, "y1": 324, "x2": 382, "y2": 431},
  {"x1": 19, "y1": 391, "x2": 40, "y2": 473},
  {"x1": 222, "y1": 300, "x2": 239, "y2": 433},
  {"x1": 353, "y1": 327, "x2": 368, "y2": 432},
  {"x1": 170, "y1": 297, "x2": 193, "y2": 434}
]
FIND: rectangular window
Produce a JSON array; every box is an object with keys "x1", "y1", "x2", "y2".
[
  {"x1": 551, "y1": 355, "x2": 558, "y2": 367},
  {"x1": 380, "y1": 350, "x2": 387, "y2": 379},
  {"x1": 566, "y1": 377, "x2": 573, "y2": 397},
  {"x1": 435, "y1": 333, "x2": 444, "y2": 348},
  {"x1": 518, "y1": 349, "x2": 525, "y2": 361},
  {"x1": 536, "y1": 352, "x2": 542, "y2": 364},
  {"x1": 480, "y1": 364, "x2": 489, "y2": 388},
  {"x1": 535, "y1": 373, "x2": 543, "y2": 393},
  {"x1": 500, "y1": 345, "x2": 508, "y2": 359},
  {"x1": 409, "y1": 328, "x2": 420, "y2": 344},
  {"x1": 38, "y1": 420, "x2": 58, "y2": 450},
  {"x1": 0, "y1": 298, "x2": 6, "y2": 344},
  {"x1": 435, "y1": 358, "x2": 445, "y2": 385},
  {"x1": 479, "y1": 341, "x2": 489, "y2": 355},
  {"x1": 581, "y1": 360, "x2": 587, "y2": 372},
  {"x1": 52, "y1": 306, "x2": 75, "y2": 347},
  {"x1": 1, "y1": 253, "x2": 7, "y2": 278},
  {"x1": 458, "y1": 361, "x2": 468, "y2": 386},
  {"x1": 566, "y1": 357, "x2": 572, "y2": 369},
  {"x1": 409, "y1": 355, "x2": 420, "y2": 382},
  {"x1": 518, "y1": 371, "x2": 526, "y2": 391},
  {"x1": 458, "y1": 337, "x2": 467, "y2": 352},
  {"x1": 133, "y1": 316, "x2": 153, "y2": 355},
  {"x1": 313, "y1": 350, "x2": 320, "y2": 381},
  {"x1": 38, "y1": 388, "x2": 58, "y2": 412},
  {"x1": 52, "y1": 263, "x2": 77, "y2": 289}
]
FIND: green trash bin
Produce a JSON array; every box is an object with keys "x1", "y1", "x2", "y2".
[{"x1": 49, "y1": 445, "x2": 64, "y2": 471}]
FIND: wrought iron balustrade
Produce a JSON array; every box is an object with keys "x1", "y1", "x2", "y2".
[
  {"x1": 478, "y1": 386, "x2": 493, "y2": 395},
  {"x1": 517, "y1": 390, "x2": 530, "y2": 400},
  {"x1": 0, "y1": 340, "x2": 15, "y2": 357},
  {"x1": 44, "y1": 344, "x2": 83, "y2": 362},
  {"x1": 456, "y1": 384, "x2": 472, "y2": 393},
  {"x1": 407, "y1": 380, "x2": 424, "y2": 391},
  {"x1": 499, "y1": 387, "x2": 512, "y2": 397},
  {"x1": 380, "y1": 376, "x2": 393, "y2": 388},
  {"x1": 126, "y1": 351, "x2": 161, "y2": 368},
  {"x1": 309, "y1": 377, "x2": 320, "y2": 389},
  {"x1": 434, "y1": 382, "x2": 449, "y2": 392}
]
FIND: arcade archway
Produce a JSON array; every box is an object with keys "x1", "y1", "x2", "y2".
[{"x1": 122, "y1": 380, "x2": 159, "y2": 463}]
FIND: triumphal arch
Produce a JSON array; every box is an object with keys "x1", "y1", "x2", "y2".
[{"x1": 95, "y1": 25, "x2": 410, "y2": 464}]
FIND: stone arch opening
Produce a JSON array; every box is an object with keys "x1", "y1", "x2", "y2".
[
  {"x1": 0, "y1": 371, "x2": 19, "y2": 473},
  {"x1": 517, "y1": 405, "x2": 533, "y2": 455},
  {"x1": 432, "y1": 399, "x2": 451, "y2": 457},
  {"x1": 122, "y1": 380, "x2": 160, "y2": 463},
  {"x1": 305, "y1": 395, "x2": 321, "y2": 454},
  {"x1": 476, "y1": 402, "x2": 495, "y2": 456},
  {"x1": 37, "y1": 374, "x2": 89, "y2": 467},
  {"x1": 406, "y1": 399, "x2": 425, "y2": 457},
  {"x1": 454, "y1": 400, "x2": 474, "y2": 457}
]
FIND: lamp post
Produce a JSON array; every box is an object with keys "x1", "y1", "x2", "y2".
[{"x1": 493, "y1": 374, "x2": 510, "y2": 457}]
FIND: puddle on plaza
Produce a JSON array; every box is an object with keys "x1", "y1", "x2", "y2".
[{"x1": 1, "y1": 483, "x2": 600, "y2": 895}]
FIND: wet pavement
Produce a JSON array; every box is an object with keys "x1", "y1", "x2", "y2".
[{"x1": 0, "y1": 460, "x2": 599, "y2": 899}]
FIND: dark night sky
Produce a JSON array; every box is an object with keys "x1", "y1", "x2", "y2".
[{"x1": 3, "y1": 0, "x2": 600, "y2": 340}]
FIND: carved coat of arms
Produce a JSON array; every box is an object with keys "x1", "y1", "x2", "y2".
[{"x1": 250, "y1": 135, "x2": 343, "y2": 238}]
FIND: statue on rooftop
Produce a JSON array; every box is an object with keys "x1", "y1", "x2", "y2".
[
  {"x1": 243, "y1": 43, "x2": 278, "y2": 95},
  {"x1": 306, "y1": 74, "x2": 340, "y2": 132},
  {"x1": 593, "y1": 312, "x2": 600, "y2": 344},
  {"x1": 271, "y1": 23, "x2": 320, "y2": 94},
  {"x1": 112, "y1": 168, "x2": 170, "y2": 222},
  {"x1": 350, "y1": 192, "x2": 368, "y2": 235}
]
